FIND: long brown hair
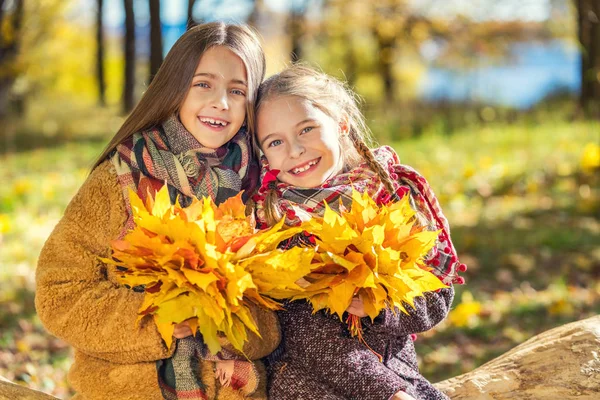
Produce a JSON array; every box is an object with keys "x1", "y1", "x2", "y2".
[
  {"x1": 93, "y1": 22, "x2": 265, "y2": 169},
  {"x1": 255, "y1": 65, "x2": 399, "y2": 226}
]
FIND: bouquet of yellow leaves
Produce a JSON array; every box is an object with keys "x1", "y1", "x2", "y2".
[
  {"x1": 102, "y1": 186, "x2": 315, "y2": 355},
  {"x1": 277, "y1": 191, "x2": 448, "y2": 357}
]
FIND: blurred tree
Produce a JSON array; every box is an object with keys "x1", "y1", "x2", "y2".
[
  {"x1": 287, "y1": 0, "x2": 311, "y2": 62},
  {"x1": 187, "y1": 0, "x2": 197, "y2": 30},
  {"x1": 123, "y1": 0, "x2": 135, "y2": 114},
  {"x1": 247, "y1": 0, "x2": 263, "y2": 28},
  {"x1": 149, "y1": 0, "x2": 162, "y2": 83},
  {"x1": 576, "y1": 0, "x2": 600, "y2": 117},
  {"x1": 314, "y1": 0, "x2": 560, "y2": 108},
  {"x1": 96, "y1": 0, "x2": 106, "y2": 106},
  {"x1": 0, "y1": 0, "x2": 24, "y2": 119},
  {"x1": 372, "y1": 0, "x2": 406, "y2": 103}
]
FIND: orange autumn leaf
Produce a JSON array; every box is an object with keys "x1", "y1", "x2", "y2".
[
  {"x1": 101, "y1": 186, "x2": 313, "y2": 354},
  {"x1": 284, "y1": 190, "x2": 447, "y2": 324}
]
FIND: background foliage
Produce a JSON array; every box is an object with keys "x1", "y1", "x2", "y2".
[{"x1": 0, "y1": 0, "x2": 598, "y2": 398}]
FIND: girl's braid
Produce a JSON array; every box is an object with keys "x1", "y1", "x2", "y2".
[
  {"x1": 348, "y1": 128, "x2": 399, "y2": 200},
  {"x1": 263, "y1": 187, "x2": 282, "y2": 227}
]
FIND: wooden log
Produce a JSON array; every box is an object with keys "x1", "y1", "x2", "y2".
[
  {"x1": 435, "y1": 315, "x2": 600, "y2": 399},
  {"x1": 0, "y1": 376, "x2": 57, "y2": 400},
  {"x1": 1, "y1": 316, "x2": 598, "y2": 399}
]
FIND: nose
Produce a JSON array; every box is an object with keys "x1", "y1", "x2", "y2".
[
  {"x1": 210, "y1": 88, "x2": 229, "y2": 110},
  {"x1": 289, "y1": 139, "x2": 305, "y2": 158}
]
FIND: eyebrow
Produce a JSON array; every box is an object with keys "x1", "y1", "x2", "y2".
[
  {"x1": 192, "y1": 72, "x2": 247, "y2": 86},
  {"x1": 259, "y1": 119, "x2": 316, "y2": 147}
]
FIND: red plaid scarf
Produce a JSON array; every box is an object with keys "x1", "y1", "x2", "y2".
[
  {"x1": 253, "y1": 146, "x2": 466, "y2": 285},
  {"x1": 111, "y1": 115, "x2": 258, "y2": 238}
]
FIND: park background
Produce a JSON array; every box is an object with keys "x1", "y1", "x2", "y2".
[{"x1": 0, "y1": 0, "x2": 598, "y2": 398}]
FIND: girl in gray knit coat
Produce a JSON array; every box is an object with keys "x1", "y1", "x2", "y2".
[{"x1": 252, "y1": 65, "x2": 466, "y2": 400}]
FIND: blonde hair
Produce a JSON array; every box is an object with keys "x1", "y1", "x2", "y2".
[
  {"x1": 93, "y1": 22, "x2": 265, "y2": 169},
  {"x1": 255, "y1": 64, "x2": 398, "y2": 225}
]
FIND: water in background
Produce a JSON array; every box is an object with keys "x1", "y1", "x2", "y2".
[
  {"x1": 160, "y1": 23, "x2": 579, "y2": 110},
  {"x1": 418, "y1": 40, "x2": 580, "y2": 109}
]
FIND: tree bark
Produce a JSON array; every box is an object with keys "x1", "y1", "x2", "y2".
[
  {"x1": 435, "y1": 315, "x2": 600, "y2": 399},
  {"x1": 287, "y1": 0, "x2": 308, "y2": 62},
  {"x1": 374, "y1": 30, "x2": 396, "y2": 104},
  {"x1": 0, "y1": 0, "x2": 6, "y2": 32},
  {"x1": 576, "y1": 0, "x2": 600, "y2": 117},
  {"x1": 0, "y1": 0, "x2": 24, "y2": 153},
  {"x1": 187, "y1": 0, "x2": 196, "y2": 30},
  {"x1": 123, "y1": 0, "x2": 135, "y2": 114},
  {"x1": 0, "y1": 376, "x2": 58, "y2": 399},
  {"x1": 247, "y1": 0, "x2": 263, "y2": 29},
  {"x1": 590, "y1": 0, "x2": 600, "y2": 116},
  {"x1": 148, "y1": 0, "x2": 162, "y2": 84},
  {"x1": 96, "y1": 0, "x2": 106, "y2": 106}
]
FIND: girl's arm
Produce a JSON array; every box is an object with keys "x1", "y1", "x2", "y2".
[
  {"x1": 364, "y1": 285, "x2": 455, "y2": 337},
  {"x1": 35, "y1": 161, "x2": 173, "y2": 364}
]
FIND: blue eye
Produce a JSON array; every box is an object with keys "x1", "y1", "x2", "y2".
[
  {"x1": 231, "y1": 89, "x2": 246, "y2": 96},
  {"x1": 301, "y1": 127, "x2": 313, "y2": 134},
  {"x1": 268, "y1": 139, "x2": 282, "y2": 148},
  {"x1": 194, "y1": 82, "x2": 209, "y2": 88}
]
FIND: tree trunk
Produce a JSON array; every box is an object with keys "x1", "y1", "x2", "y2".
[
  {"x1": 187, "y1": 0, "x2": 196, "y2": 30},
  {"x1": 288, "y1": 15, "x2": 303, "y2": 62},
  {"x1": 435, "y1": 315, "x2": 600, "y2": 399},
  {"x1": 374, "y1": 30, "x2": 396, "y2": 104},
  {"x1": 96, "y1": 0, "x2": 106, "y2": 106},
  {"x1": 0, "y1": 0, "x2": 6, "y2": 31},
  {"x1": 287, "y1": 0, "x2": 308, "y2": 62},
  {"x1": 247, "y1": 0, "x2": 263, "y2": 28},
  {"x1": 590, "y1": 0, "x2": 600, "y2": 117},
  {"x1": 0, "y1": 0, "x2": 24, "y2": 154},
  {"x1": 577, "y1": 0, "x2": 600, "y2": 117},
  {"x1": 123, "y1": 0, "x2": 135, "y2": 114},
  {"x1": 148, "y1": 0, "x2": 162, "y2": 84}
]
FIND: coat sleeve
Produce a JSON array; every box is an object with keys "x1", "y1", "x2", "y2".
[
  {"x1": 35, "y1": 161, "x2": 174, "y2": 364},
  {"x1": 366, "y1": 286, "x2": 454, "y2": 337},
  {"x1": 279, "y1": 302, "x2": 407, "y2": 400},
  {"x1": 221, "y1": 302, "x2": 281, "y2": 360}
]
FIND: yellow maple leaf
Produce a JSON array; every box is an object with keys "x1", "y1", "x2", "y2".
[
  {"x1": 103, "y1": 185, "x2": 312, "y2": 355},
  {"x1": 291, "y1": 190, "x2": 448, "y2": 335}
]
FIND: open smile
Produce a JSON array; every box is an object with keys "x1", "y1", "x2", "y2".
[
  {"x1": 198, "y1": 116, "x2": 230, "y2": 131},
  {"x1": 288, "y1": 158, "x2": 321, "y2": 176}
]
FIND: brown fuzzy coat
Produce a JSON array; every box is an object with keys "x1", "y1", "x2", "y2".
[{"x1": 35, "y1": 161, "x2": 280, "y2": 400}]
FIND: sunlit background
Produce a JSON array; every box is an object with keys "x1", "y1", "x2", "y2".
[{"x1": 0, "y1": 0, "x2": 598, "y2": 398}]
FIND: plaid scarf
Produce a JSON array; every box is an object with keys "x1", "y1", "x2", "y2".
[
  {"x1": 111, "y1": 115, "x2": 259, "y2": 238},
  {"x1": 109, "y1": 115, "x2": 260, "y2": 399},
  {"x1": 253, "y1": 146, "x2": 466, "y2": 285},
  {"x1": 157, "y1": 336, "x2": 259, "y2": 400}
]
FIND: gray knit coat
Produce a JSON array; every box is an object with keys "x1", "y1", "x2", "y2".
[{"x1": 265, "y1": 287, "x2": 454, "y2": 400}]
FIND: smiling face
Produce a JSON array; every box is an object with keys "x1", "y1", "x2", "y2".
[
  {"x1": 178, "y1": 46, "x2": 248, "y2": 149},
  {"x1": 257, "y1": 95, "x2": 345, "y2": 188}
]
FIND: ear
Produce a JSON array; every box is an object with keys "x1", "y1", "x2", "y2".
[{"x1": 338, "y1": 113, "x2": 350, "y2": 136}]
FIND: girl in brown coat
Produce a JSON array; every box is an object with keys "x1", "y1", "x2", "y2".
[{"x1": 35, "y1": 22, "x2": 279, "y2": 400}]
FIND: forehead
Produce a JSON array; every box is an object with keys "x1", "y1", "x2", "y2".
[
  {"x1": 195, "y1": 46, "x2": 247, "y2": 78},
  {"x1": 259, "y1": 96, "x2": 321, "y2": 120}
]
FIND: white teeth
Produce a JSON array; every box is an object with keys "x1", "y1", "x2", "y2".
[
  {"x1": 200, "y1": 117, "x2": 227, "y2": 126},
  {"x1": 292, "y1": 159, "x2": 318, "y2": 174}
]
